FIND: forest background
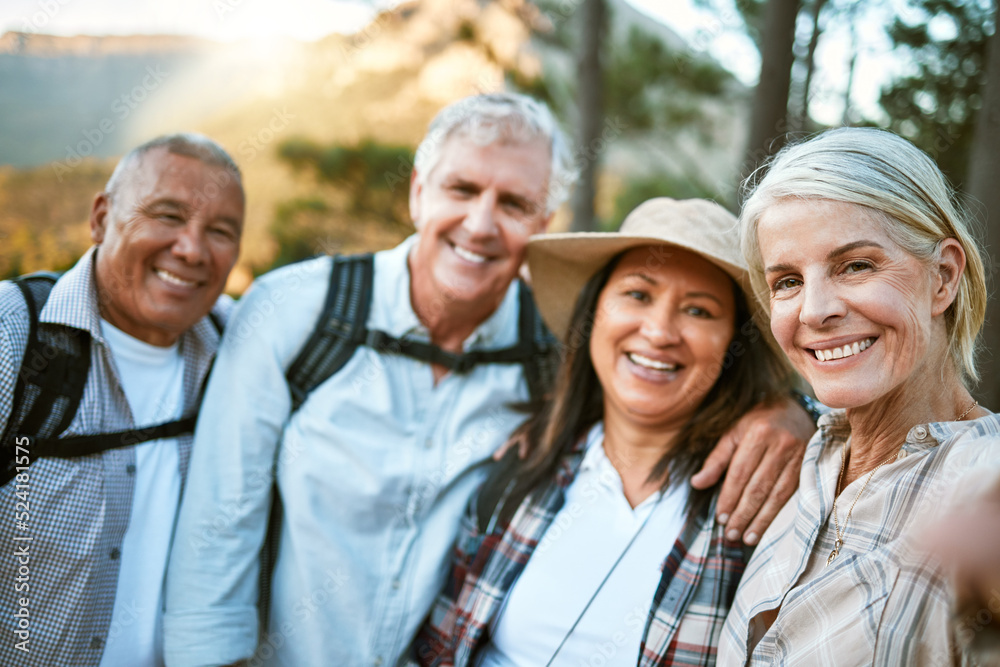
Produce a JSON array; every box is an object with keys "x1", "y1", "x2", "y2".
[{"x1": 0, "y1": 0, "x2": 997, "y2": 406}]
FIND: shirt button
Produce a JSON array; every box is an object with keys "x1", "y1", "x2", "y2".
[
  {"x1": 391, "y1": 578, "x2": 401, "y2": 590},
  {"x1": 374, "y1": 657, "x2": 384, "y2": 667},
  {"x1": 424, "y1": 438, "x2": 433, "y2": 449},
  {"x1": 125, "y1": 464, "x2": 136, "y2": 475},
  {"x1": 109, "y1": 548, "x2": 121, "y2": 560},
  {"x1": 914, "y1": 426, "x2": 928, "y2": 440},
  {"x1": 90, "y1": 636, "x2": 104, "y2": 649}
]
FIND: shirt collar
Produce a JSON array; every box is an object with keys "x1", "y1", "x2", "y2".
[
  {"x1": 39, "y1": 246, "x2": 106, "y2": 342},
  {"x1": 38, "y1": 245, "x2": 221, "y2": 354},
  {"x1": 578, "y1": 421, "x2": 607, "y2": 473},
  {"x1": 372, "y1": 233, "x2": 521, "y2": 350},
  {"x1": 817, "y1": 407, "x2": 992, "y2": 458}
]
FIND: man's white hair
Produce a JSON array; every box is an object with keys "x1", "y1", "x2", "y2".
[{"x1": 414, "y1": 93, "x2": 577, "y2": 215}]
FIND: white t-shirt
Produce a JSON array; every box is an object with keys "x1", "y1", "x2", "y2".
[
  {"x1": 478, "y1": 422, "x2": 690, "y2": 667},
  {"x1": 98, "y1": 320, "x2": 184, "y2": 667}
]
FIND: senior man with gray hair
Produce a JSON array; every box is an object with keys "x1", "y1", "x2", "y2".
[
  {"x1": 163, "y1": 92, "x2": 814, "y2": 667},
  {"x1": 0, "y1": 133, "x2": 245, "y2": 666}
]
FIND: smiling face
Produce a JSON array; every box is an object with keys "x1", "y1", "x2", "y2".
[
  {"x1": 758, "y1": 198, "x2": 953, "y2": 409},
  {"x1": 90, "y1": 147, "x2": 244, "y2": 346},
  {"x1": 408, "y1": 134, "x2": 553, "y2": 319},
  {"x1": 589, "y1": 246, "x2": 736, "y2": 431}
]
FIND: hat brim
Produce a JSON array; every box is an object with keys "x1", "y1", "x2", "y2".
[{"x1": 527, "y1": 233, "x2": 755, "y2": 342}]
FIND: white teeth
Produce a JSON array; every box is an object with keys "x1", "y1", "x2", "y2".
[
  {"x1": 155, "y1": 269, "x2": 197, "y2": 287},
  {"x1": 813, "y1": 337, "x2": 875, "y2": 362},
  {"x1": 453, "y1": 245, "x2": 488, "y2": 264},
  {"x1": 628, "y1": 353, "x2": 678, "y2": 372}
]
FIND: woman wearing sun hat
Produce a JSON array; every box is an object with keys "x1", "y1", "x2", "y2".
[{"x1": 410, "y1": 198, "x2": 794, "y2": 667}]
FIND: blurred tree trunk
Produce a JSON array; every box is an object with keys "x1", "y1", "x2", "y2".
[
  {"x1": 790, "y1": 0, "x2": 827, "y2": 133},
  {"x1": 744, "y1": 0, "x2": 801, "y2": 180},
  {"x1": 967, "y1": 14, "x2": 1000, "y2": 409},
  {"x1": 842, "y1": 20, "x2": 858, "y2": 124},
  {"x1": 570, "y1": 0, "x2": 606, "y2": 232}
]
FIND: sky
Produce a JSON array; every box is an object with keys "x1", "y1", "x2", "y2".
[{"x1": 0, "y1": 0, "x2": 896, "y2": 124}]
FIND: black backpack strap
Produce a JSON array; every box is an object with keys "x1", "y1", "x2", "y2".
[
  {"x1": 352, "y1": 281, "x2": 559, "y2": 399},
  {"x1": 475, "y1": 446, "x2": 521, "y2": 535},
  {"x1": 515, "y1": 281, "x2": 559, "y2": 403},
  {"x1": 2, "y1": 273, "x2": 91, "y2": 485},
  {"x1": 2, "y1": 273, "x2": 220, "y2": 486},
  {"x1": 285, "y1": 253, "x2": 374, "y2": 413},
  {"x1": 472, "y1": 285, "x2": 559, "y2": 532},
  {"x1": 27, "y1": 415, "x2": 199, "y2": 458}
]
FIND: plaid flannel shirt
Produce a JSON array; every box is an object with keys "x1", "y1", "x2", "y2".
[
  {"x1": 412, "y1": 436, "x2": 750, "y2": 667},
  {"x1": 0, "y1": 248, "x2": 229, "y2": 666}
]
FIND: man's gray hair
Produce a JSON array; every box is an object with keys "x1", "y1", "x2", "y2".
[
  {"x1": 414, "y1": 93, "x2": 577, "y2": 215},
  {"x1": 105, "y1": 132, "x2": 243, "y2": 198}
]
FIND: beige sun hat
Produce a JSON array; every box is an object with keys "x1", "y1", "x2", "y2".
[{"x1": 528, "y1": 197, "x2": 761, "y2": 342}]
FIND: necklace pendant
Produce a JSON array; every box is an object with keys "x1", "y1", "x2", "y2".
[{"x1": 827, "y1": 538, "x2": 843, "y2": 566}]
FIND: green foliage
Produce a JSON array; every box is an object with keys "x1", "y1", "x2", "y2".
[
  {"x1": 692, "y1": 0, "x2": 767, "y2": 51},
  {"x1": 278, "y1": 137, "x2": 413, "y2": 219},
  {"x1": 609, "y1": 172, "x2": 729, "y2": 231},
  {"x1": 605, "y1": 27, "x2": 730, "y2": 132},
  {"x1": 266, "y1": 138, "x2": 414, "y2": 272},
  {"x1": 0, "y1": 162, "x2": 106, "y2": 280},
  {"x1": 531, "y1": 0, "x2": 579, "y2": 50},
  {"x1": 879, "y1": 0, "x2": 994, "y2": 186},
  {"x1": 507, "y1": 68, "x2": 561, "y2": 114},
  {"x1": 268, "y1": 198, "x2": 334, "y2": 269}
]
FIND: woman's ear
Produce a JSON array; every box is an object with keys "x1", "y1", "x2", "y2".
[{"x1": 931, "y1": 238, "x2": 966, "y2": 317}]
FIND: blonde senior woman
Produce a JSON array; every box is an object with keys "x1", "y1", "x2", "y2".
[
  {"x1": 413, "y1": 198, "x2": 794, "y2": 667},
  {"x1": 721, "y1": 126, "x2": 1000, "y2": 666}
]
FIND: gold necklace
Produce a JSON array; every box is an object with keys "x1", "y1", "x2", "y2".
[
  {"x1": 957, "y1": 400, "x2": 978, "y2": 421},
  {"x1": 826, "y1": 400, "x2": 977, "y2": 567},
  {"x1": 826, "y1": 443, "x2": 897, "y2": 566}
]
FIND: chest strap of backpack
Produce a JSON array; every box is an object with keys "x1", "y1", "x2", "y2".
[
  {"x1": 2, "y1": 273, "x2": 220, "y2": 484},
  {"x1": 285, "y1": 253, "x2": 559, "y2": 413}
]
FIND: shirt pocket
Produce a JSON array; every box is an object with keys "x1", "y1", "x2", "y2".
[
  {"x1": 848, "y1": 554, "x2": 901, "y2": 659},
  {"x1": 767, "y1": 554, "x2": 900, "y2": 666}
]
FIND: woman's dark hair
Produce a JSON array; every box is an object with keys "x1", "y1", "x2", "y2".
[{"x1": 485, "y1": 248, "x2": 794, "y2": 526}]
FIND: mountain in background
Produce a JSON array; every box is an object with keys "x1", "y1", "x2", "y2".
[{"x1": 0, "y1": 0, "x2": 749, "y2": 290}]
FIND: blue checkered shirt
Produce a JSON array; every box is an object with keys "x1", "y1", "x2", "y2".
[{"x1": 0, "y1": 248, "x2": 230, "y2": 666}]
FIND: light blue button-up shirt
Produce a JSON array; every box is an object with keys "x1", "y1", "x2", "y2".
[{"x1": 164, "y1": 236, "x2": 531, "y2": 667}]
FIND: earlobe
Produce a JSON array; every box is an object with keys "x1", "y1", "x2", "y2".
[
  {"x1": 90, "y1": 193, "x2": 110, "y2": 244},
  {"x1": 931, "y1": 238, "x2": 966, "y2": 317}
]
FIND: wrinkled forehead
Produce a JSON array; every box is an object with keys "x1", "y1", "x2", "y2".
[{"x1": 114, "y1": 147, "x2": 244, "y2": 208}]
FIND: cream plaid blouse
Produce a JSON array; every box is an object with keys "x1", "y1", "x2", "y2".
[{"x1": 721, "y1": 409, "x2": 1000, "y2": 666}]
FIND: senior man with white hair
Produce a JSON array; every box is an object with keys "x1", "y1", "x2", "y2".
[
  {"x1": 163, "y1": 93, "x2": 814, "y2": 667},
  {"x1": 0, "y1": 133, "x2": 244, "y2": 667}
]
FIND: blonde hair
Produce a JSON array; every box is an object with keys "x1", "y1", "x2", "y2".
[{"x1": 739, "y1": 127, "x2": 987, "y2": 383}]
